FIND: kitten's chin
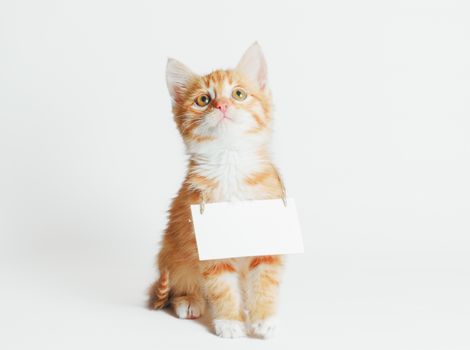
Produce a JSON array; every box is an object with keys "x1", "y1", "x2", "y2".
[{"x1": 187, "y1": 113, "x2": 270, "y2": 151}]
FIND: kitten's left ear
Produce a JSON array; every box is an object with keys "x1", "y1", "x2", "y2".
[{"x1": 236, "y1": 42, "x2": 268, "y2": 90}]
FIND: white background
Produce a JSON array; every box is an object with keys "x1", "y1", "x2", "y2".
[{"x1": 1, "y1": 0, "x2": 469, "y2": 349}]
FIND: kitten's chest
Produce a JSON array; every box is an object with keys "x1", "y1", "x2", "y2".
[{"x1": 194, "y1": 149, "x2": 264, "y2": 201}]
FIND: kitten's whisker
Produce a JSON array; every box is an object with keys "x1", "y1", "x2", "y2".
[{"x1": 182, "y1": 118, "x2": 202, "y2": 133}]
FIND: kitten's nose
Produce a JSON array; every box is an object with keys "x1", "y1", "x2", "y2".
[{"x1": 214, "y1": 99, "x2": 229, "y2": 113}]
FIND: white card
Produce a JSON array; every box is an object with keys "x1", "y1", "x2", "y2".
[{"x1": 190, "y1": 198, "x2": 304, "y2": 261}]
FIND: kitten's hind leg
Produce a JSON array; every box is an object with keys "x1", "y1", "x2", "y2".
[{"x1": 171, "y1": 293, "x2": 206, "y2": 319}]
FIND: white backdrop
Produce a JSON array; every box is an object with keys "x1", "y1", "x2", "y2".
[{"x1": 1, "y1": 0, "x2": 469, "y2": 349}]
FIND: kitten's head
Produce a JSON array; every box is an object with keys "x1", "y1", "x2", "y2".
[{"x1": 166, "y1": 43, "x2": 272, "y2": 150}]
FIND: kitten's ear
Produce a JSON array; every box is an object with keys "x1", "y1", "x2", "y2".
[
  {"x1": 166, "y1": 58, "x2": 197, "y2": 102},
  {"x1": 236, "y1": 42, "x2": 268, "y2": 89}
]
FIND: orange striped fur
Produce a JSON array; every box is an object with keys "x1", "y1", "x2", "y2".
[
  {"x1": 249, "y1": 255, "x2": 282, "y2": 270},
  {"x1": 202, "y1": 263, "x2": 237, "y2": 278},
  {"x1": 148, "y1": 269, "x2": 170, "y2": 309},
  {"x1": 149, "y1": 43, "x2": 285, "y2": 339}
]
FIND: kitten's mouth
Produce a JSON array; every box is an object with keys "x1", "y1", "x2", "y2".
[{"x1": 217, "y1": 112, "x2": 233, "y2": 123}]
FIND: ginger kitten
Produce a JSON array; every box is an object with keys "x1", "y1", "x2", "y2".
[{"x1": 148, "y1": 43, "x2": 285, "y2": 338}]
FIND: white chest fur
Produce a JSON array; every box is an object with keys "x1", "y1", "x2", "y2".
[
  {"x1": 187, "y1": 129, "x2": 272, "y2": 201},
  {"x1": 191, "y1": 148, "x2": 268, "y2": 202}
]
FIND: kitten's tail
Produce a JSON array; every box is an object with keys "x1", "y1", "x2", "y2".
[{"x1": 148, "y1": 269, "x2": 170, "y2": 310}]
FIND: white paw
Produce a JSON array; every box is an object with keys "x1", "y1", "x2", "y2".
[
  {"x1": 213, "y1": 319, "x2": 246, "y2": 338},
  {"x1": 249, "y1": 317, "x2": 277, "y2": 338},
  {"x1": 174, "y1": 300, "x2": 202, "y2": 319}
]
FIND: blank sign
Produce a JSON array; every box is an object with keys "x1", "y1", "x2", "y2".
[{"x1": 190, "y1": 198, "x2": 304, "y2": 261}]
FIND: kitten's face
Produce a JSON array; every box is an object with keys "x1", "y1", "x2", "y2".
[{"x1": 166, "y1": 43, "x2": 272, "y2": 148}]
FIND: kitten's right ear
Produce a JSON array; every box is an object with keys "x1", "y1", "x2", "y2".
[{"x1": 166, "y1": 58, "x2": 196, "y2": 103}]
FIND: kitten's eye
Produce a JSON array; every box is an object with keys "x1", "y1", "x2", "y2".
[
  {"x1": 231, "y1": 88, "x2": 247, "y2": 101},
  {"x1": 195, "y1": 94, "x2": 211, "y2": 107}
]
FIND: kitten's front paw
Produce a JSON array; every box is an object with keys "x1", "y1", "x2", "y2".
[
  {"x1": 213, "y1": 319, "x2": 246, "y2": 338},
  {"x1": 249, "y1": 317, "x2": 277, "y2": 339}
]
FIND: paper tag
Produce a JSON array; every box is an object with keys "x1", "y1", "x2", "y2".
[{"x1": 190, "y1": 198, "x2": 304, "y2": 261}]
